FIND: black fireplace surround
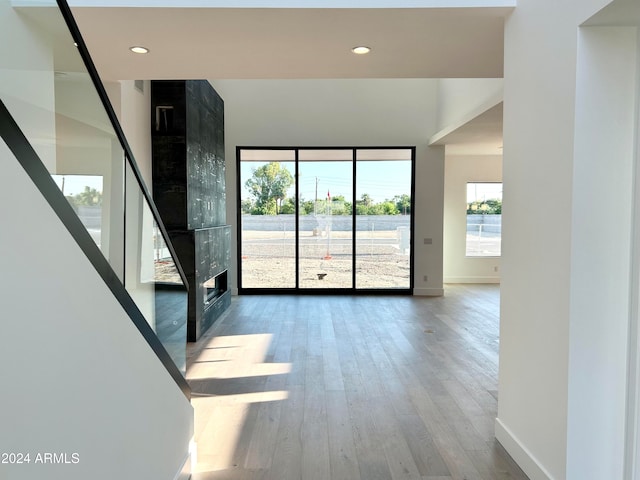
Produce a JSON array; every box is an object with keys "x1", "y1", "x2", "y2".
[{"x1": 151, "y1": 80, "x2": 231, "y2": 341}]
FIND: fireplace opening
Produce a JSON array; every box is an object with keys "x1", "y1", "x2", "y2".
[{"x1": 203, "y1": 270, "x2": 227, "y2": 307}]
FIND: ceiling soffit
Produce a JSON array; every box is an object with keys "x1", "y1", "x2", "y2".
[{"x1": 69, "y1": 7, "x2": 510, "y2": 80}]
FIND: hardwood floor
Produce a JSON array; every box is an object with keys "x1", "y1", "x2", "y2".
[{"x1": 186, "y1": 285, "x2": 528, "y2": 480}]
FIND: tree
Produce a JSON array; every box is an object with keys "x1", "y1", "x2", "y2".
[
  {"x1": 393, "y1": 194, "x2": 411, "y2": 215},
  {"x1": 251, "y1": 198, "x2": 277, "y2": 216},
  {"x1": 299, "y1": 200, "x2": 315, "y2": 215},
  {"x1": 359, "y1": 193, "x2": 373, "y2": 207},
  {"x1": 240, "y1": 199, "x2": 254, "y2": 214},
  {"x1": 355, "y1": 193, "x2": 373, "y2": 215},
  {"x1": 467, "y1": 198, "x2": 502, "y2": 215},
  {"x1": 380, "y1": 200, "x2": 399, "y2": 215},
  {"x1": 355, "y1": 203, "x2": 370, "y2": 215},
  {"x1": 72, "y1": 186, "x2": 102, "y2": 206},
  {"x1": 280, "y1": 198, "x2": 296, "y2": 214},
  {"x1": 329, "y1": 195, "x2": 352, "y2": 216},
  {"x1": 245, "y1": 162, "x2": 294, "y2": 214}
]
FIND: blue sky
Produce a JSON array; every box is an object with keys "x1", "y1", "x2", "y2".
[
  {"x1": 466, "y1": 182, "x2": 502, "y2": 202},
  {"x1": 241, "y1": 160, "x2": 412, "y2": 204},
  {"x1": 52, "y1": 174, "x2": 103, "y2": 196}
]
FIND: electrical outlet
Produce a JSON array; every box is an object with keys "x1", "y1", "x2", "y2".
[
  {"x1": 494, "y1": 266, "x2": 499, "y2": 272},
  {"x1": 423, "y1": 275, "x2": 428, "y2": 282}
]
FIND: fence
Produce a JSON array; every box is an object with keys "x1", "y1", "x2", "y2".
[
  {"x1": 466, "y1": 214, "x2": 501, "y2": 235},
  {"x1": 241, "y1": 214, "x2": 411, "y2": 232}
]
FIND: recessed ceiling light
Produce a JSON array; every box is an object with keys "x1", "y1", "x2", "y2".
[
  {"x1": 129, "y1": 46, "x2": 149, "y2": 54},
  {"x1": 352, "y1": 46, "x2": 371, "y2": 55}
]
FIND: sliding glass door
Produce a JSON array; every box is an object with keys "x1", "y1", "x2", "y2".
[
  {"x1": 355, "y1": 149, "x2": 412, "y2": 289},
  {"x1": 239, "y1": 149, "x2": 296, "y2": 288},
  {"x1": 298, "y1": 150, "x2": 353, "y2": 288},
  {"x1": 238, "y1": 147, "x2": 414, "y2": 293}
]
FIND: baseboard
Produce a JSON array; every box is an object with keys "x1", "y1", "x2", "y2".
[
  {"x1": 495, "y1": 417, "x2": 555, "y2": 480},
  {"x1": 413, "y1": 288, "x2": 445, "y2": 297},
  {"x1": 444, "y1": 276, "x2": 500, "y2": 284},
  {"x1": 173, "y1": 452, "x2": 191, "y2": 480}
]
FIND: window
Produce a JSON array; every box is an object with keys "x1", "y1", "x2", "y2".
[
  {"x1": 238, "y1": 147, "x2": 414, "y2": 291},
  {"x1": 466, "y1": 182, "x2": 502, "y2": 256}
]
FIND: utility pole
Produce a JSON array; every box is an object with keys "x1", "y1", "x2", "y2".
[{"x1": 314, "y1": 176, "x2": 318, "y2": 216}]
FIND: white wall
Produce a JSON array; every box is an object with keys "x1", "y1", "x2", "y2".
[
  {"x1": 119, "y1": 80, "x2": 153, "y2": 189},
  {"x1": 106, "y1": 80, "x2": 159, "y2": 324},
  {"x1": 0, "y1": 138, "x2": 193, "y2": 480},
  {"x1": 496, "y1": 0, "x2": 620, "y2": 479},
  {"x1": 0, "y1": 1, "x2": 56, "y2": 169},
  {"x1": 443, "y1": 154, "x2": 501, "y2": 283},
  {"x1": 566, "y1": 25, "x2": 638, "y2": 480},
  {"x1": 104, "y1": 81, "x2": 122, "y2": 118},
  {"x1": 435, "y1": 78, "x2": 503, "y2": 134},
  {"x1": 105, "y1": 80, "x2": 153, "y2": 189},
  {"x1": 55, "y1": 78, "x2": 127, "y2": 277},
  {"x1": 211, "y1": 78, "x2": 445, "y2": 296}
]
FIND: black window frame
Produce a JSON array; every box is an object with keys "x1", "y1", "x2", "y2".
[{"x1": 236, "y1": 146, "x2": 416, "y2": 295}]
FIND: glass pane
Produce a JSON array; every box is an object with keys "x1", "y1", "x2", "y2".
[
  {"x1": 125, "y1": 164, "x2": 187, "y2": 373},
  {"x1": 355, "y1": 157, "x2": 412, "y2": 289},
  {"x1": 238, "y1": 148, "x2": 414, "y2": 291},
  {"x1": 466, "y1": 182, "x2": 502, "y2": 257},
  {"x1": 298, "y1": 152, "x2": 353, "y2": 288},
  {"x1": 0, "y1": 1, "x2": 125, "y2": 280},
  {"x1": 52, "y1": 174, "x2": 103, "y2": 245},
  {"x1": 1, "y1": 1, "x2": 187, "y2": 374},
  {"x1": 239, "y1": 152, "x2": 296, "y2": 288}
]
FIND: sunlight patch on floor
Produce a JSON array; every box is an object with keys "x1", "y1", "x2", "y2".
[{"x1": 187, "y1": 333, "x2": 291, "y2": 472}]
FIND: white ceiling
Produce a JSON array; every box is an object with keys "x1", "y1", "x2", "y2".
[
  {"x1": 583, "y1": 0, "x2": 640, "y2": 26},
  {"x1": 431, "y1": 102, "x2": 503, "y2": 155},
  {"x1": 67, "y1": 5, "x2": 509, "y2": 151},
  {"x1": 70, "y1": 7, "x2": 510, "y2": 81}
]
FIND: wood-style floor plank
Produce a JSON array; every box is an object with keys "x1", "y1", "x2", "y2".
[
  {"x1": 326, "y1": 390, "x2": 361, "y2": 480},
  {"x1": 301, "y1": 355, "x2": 331, "y2": 480},
  {"x1": 188, "y1": 285, "x2": 529, "y2": 480}
]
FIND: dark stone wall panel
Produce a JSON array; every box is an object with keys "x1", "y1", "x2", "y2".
[
  {"x1": 151, "y1": 80, "x2": 226, "y2": 230},
  {"x1": 166, "y1": 231, "x2": 196, "y2": 278},
  {"x1": 200, "y1": 290, "x2": 231, "y2": 339},
  {"x1": 195, "y1": 226, "x2": 230, "y2": 283},
  {"x1": 151, "y1": 137, "x2": 188, "y2": 229},
  {"x1": 151, "y1": 79, "x2": 230, "y2": 342},
  {"x1": 186, "y1": 80, "x2": 225, "y2": 229}
]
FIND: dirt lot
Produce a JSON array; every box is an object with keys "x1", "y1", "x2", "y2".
[{"x1": 240, "y1": 229, "x2": 411, "y2": 289}]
